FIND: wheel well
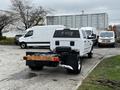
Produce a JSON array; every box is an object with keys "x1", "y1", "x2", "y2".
[
  {"x1": 20, "y1": 42, "x2": 26, "y2": 45},
  {"x1": 20, "y1": 42, "x2": 27, "y2": 48}
]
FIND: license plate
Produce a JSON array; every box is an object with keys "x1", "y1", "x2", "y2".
[{"x1": 102, "y1": 40, "x2": 110, "y2": 43}]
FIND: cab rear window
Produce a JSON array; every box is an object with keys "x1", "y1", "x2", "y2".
[{"x1": 53, "y1": 29, "x2": 80, "y2": 38}]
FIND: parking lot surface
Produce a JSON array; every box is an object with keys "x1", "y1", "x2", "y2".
[{"x1": 0, "y1": 45, "x2": 120, "y2": 90}]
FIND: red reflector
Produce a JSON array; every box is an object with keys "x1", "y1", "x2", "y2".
[{"x1": 52, "y1": 57, "x2": 60, "y2": 62}]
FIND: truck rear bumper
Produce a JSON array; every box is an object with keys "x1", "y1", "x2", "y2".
[{"x1": 98, "y1": 42, "x2": 115, "y2": 46}]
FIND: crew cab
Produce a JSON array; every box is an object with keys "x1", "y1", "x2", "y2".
[
  {"x1": 50, "y1": 28, "x2": 93, "y2": 57},
  {"x1": 23, "y1": 28, "x2": 93, "y2": 74}
]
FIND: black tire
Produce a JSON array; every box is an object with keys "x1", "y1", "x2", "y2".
[
  {"x1": 15, "y1": 42, "x2": 18, "y2": 45},
  {"x1": 88, "y1": 52, "x2": 93, "y2": 58},
  {"x1": 28, "y1": 65, "x2": 43, "y2": 71},
  {"x1": 20, "y1": 42, "x2": 27, "y2": 49},
  {"x1": 66, "y1": 53, "x2": 82, "y2": 74},
  {"x1": 93, "y1": 40, "x2": 97, "y2": 46},
  {"x1": 98, "y1": 43, "x2": 101, "y2": 47},
  {"x1": 66, "y1": 60, "x2": 82, "y2": 74},
  {"x1": 87, "y1": 46, "x2": 93, "y2": 58},
  {"x1": 112, "y1": 43, "x2": 115, "y2": 48}
]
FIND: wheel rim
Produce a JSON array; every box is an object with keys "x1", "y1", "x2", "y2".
[
  {"x1": 21, "y1": 43, "x2": 26, "y2": 48},
  {"x1": 78, "y1": 59, "x2": 82, "y2": 71},
  {"x1": 78, "y1": 64, "x2": 81, "y2": 70}
]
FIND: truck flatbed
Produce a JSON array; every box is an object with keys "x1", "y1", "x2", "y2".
[{"x1": 23, "y1": 52, "x2": 60, "y2": 62}]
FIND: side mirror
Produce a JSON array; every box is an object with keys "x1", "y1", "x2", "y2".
[
  {"x1": 87, "y1": 35, "x2": 94, "y2": 39},
  {"x1": 97, "y1": 36, "x2": 99, "y2": 38}
]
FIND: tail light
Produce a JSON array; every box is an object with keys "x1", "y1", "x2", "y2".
[
  {"x1": 70, "y1": 41, "x2": 75, "y2": 46},
  {"x1": 52, "y1": 57, "x2": 60, "y2": 62},
  {"x1": 55, "y1": 41, "x2": 59, "y2": 45}
]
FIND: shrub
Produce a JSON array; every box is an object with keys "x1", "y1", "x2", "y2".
[
  {"x1": 0, "y1": 37, "x2": 15, "y2": 45},
  {"x1": 116, "y1": 38, "x2": 120, "y2": 43},
  {"x1": 0, "y1": 36, "x2": 7, "y2": 40}
]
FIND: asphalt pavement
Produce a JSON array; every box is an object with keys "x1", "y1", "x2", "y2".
[{"x1": 0, "y1": 45, "x2": 120, "y2": 90}]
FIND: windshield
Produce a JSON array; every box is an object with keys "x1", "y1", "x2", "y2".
[
  {"x1": 24, "y1": 30, "x2": 33, "y2": 37},
  {"x1": 100, "y1": 32, "x2": 113, "y2": 37},
  {"x1": 53, "y1": 29, "x2": 80, "y2": 38}
]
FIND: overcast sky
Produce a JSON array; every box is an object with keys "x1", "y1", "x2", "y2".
[{"x1": 0, "y1": 0, "x2": 120, "y2": 24}]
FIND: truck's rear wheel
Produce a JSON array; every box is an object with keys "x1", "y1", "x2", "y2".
[
  {"x1": 66, "y1": 53, "x2": 82, "y2": 74},
  {"x1": 26, "y1": 61, "x2": 44, "y2": 70},
  {"x1": 28, "y1": 65, "x2": 43, "y2": 71},
  {"x1": 20, "y1": 43, "x2": 27, "y2": 49},
  {"x1": 66, "y1": 60, "x2": 82, "y2": 74}
]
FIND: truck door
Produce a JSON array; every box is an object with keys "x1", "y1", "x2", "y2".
[
  {"x1": 24, "y1": 30, "x2": 34, "y2": 44},
  {"x1": 81, "y1": 30, "x2": 90, "y2": 53}
]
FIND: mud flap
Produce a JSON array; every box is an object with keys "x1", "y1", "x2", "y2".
[{"x1": 66, "y1": 53, "x2": 79, "y2": 70}]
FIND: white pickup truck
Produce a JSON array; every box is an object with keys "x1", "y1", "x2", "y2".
[{"x1": 23, "y1": 28, "x2": 93, "y2": 74}]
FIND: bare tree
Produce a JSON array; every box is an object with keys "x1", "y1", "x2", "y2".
[
  {"x1": 10, "y1": 0, "x2": 48, "y2": 30},
  {"x1": 0, "y1": 14, "x2": 17, "y2": 36}
]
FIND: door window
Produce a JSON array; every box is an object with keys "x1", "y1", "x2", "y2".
[
  {"x1": 24, "y1": 30, "x2": 33, "y2": 37},
  {"x1": 53, "y1": 29, "x2": 80, "y2": 38},
  {"x1": 82, "y1": 30, "x2": 87, "y2": 39}
]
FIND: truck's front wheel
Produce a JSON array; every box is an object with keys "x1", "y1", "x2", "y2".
[
  {"x1": 88, "y1": 46, "x2": 93, "y2": 58},
  {"x1": 88, "y1": 52, "x2": 93, "y2": 58}
]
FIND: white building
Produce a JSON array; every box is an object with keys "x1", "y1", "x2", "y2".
[{"x1": 46, "y1": 13, "x2": 108, "y2": 30}]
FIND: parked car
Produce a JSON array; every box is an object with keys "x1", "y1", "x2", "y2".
[{"x1": 98, "y1": 31, "x2": 115, "y2": 47}]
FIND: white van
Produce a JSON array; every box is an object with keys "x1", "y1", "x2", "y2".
[
  {"x1": 98, "y1": 31, "x2": 115, "y2": 47},
  {"x1": 19, "y1": 25, "x2": 65, "y2": 48},
  {"x1": 80, "y1": 27, "x2": 98, "y2": 45}
]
